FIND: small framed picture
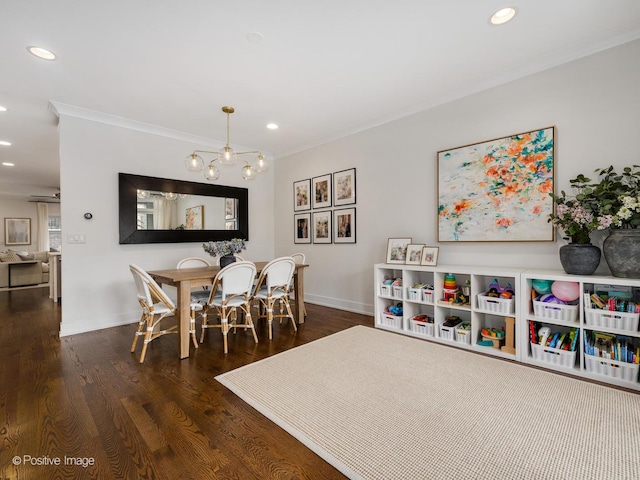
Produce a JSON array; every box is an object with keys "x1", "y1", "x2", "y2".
[
  {"x1": 312, "y1": 210, "x2": 332, "y2": 244},
  {"x1": 386, "y1": 237, "x2": 412, "y2": 264},
  {"x1": 185, "y1": 205, "x2": 204, "y2": 230},
  {"x1": 333, "y1": 168, "x2": 356, "y2": 206},
  {"x1": 4, "y1": 217, "x2": 31, "y2": 246},
  {"x1": 405, "y1": 244, "x2": 425, "y2": 265},
  {"x1": 333, "y1": 208, "x2": 356, "y2": 244},
  {"x1": 420, "y1": 246, "x2": 439, "y2": 266},
  {"x1": 294, "y1": 213, "x2": 311, "y2": 244},
  {"x1": 312, "y1": 174, "x2": 332, "y2": 209},
  {"x1": 294, "y1": 179, "x2": 311, "y2": 211}
]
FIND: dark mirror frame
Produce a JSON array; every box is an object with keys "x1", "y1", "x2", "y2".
[{"x1": 119, "y1": 172, "x2": 249, "y2": 244}]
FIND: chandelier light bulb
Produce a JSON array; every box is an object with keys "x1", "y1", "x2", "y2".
[
  {"x1": 241, "y1": 164, "x2": 257, "y2": 180},
  {"x1": 254, "y1": 153, "x2": 269, "y2": 173},
  {"x1": 185, "y1": 153, "x2": 204, "y2": 172},
  {"x1": 205, "y1": 163, "x2": 220, "y2": 180},
  {"x1": 137, "y1": 189, "x2": 149, "y2": 199},
  {"x1": 165, "y1": 192, "x2": 177, "y2": 200},
  {"x1": 219, "y1": 146, "x2": 236, "y2": 166}
]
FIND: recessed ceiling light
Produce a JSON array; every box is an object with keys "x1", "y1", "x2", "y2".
[
  {"x1": 0, "y1": 140, "x2": 11, "y2": 146},
  {"x1": 0, "y1": 106, "x2": 7, "y2": 112},
  {"x1": 490, "y1": 6, "x2": 517, "y2": 25},
  {"x1": 2, "y1": 162, "x2": 14, "y2": 167},
  {"x1": 266, "y1": 123, "x2": 278, "y2": 130},
  {"x1": 246, "y1": 32, "x2": 264, "y2": 43},
  {"x1": 27, "y1": 46, "x2": 57, "y2": 60}
]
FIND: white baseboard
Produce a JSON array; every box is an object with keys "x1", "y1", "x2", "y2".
[
  {"x1": 303, "y1": 293, "x2": 374, "y2": 316},
  {"x1": 59, "y1": 314, "x2": 137, "y2": 337}
]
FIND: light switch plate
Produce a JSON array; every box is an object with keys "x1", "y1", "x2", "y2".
[{"x1": 67, "y1": 233, "x2": 86, "y2": 244}]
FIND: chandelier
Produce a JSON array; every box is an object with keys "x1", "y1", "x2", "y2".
[{"x1": 185, "y1": 106, "x2": 269, "y2": 181}]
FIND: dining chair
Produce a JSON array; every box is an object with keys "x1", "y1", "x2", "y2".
[
  {"x1": 177, "y1": 257, "x2": 213, "y2": 349},
  {"x1": 252, "y1": 257, "x2": 297, "y2": 340},
  {"x1": 200, "y1": 261, "x2": 258, "y2": 354},
  {"x1": 129, "y1": 264, "x2": 198, "y2": 363},
  {"x1": 289, "y1": 253, "x2": 306, "y2": 316}
]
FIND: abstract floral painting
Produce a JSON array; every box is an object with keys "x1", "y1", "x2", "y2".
[{"x1": 438, "y1": 127, "x2": 555, "y2": 242}]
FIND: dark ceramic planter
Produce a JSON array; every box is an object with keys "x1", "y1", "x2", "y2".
[
  {"x1": 219, "y1": 254, "x2": 237, "y2": 268},
  {"x1": 559, "y1": 243, "x2": 601, "y2": 275},
  {"x1": 603, "y1": 229, "x2": 640, "y2": 278}
]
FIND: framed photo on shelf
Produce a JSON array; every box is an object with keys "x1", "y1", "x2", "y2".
[
  {"x1": 185, "y1": 205, "x2": 204, "y2": 230},
  {"x1": 294, "y1": 213, "x2": 311, "y2": 244},
  {"x1": 437, "y1": 126, "x2": 555, "y2": 242},
  {"x1": 312, "y1": 174, "x2": 332, "y2": 209},
  {"x1": 420, "y1": 246, "x2": 439, "y2": 266},
  {"x1": 333, "y1": 208, "x2": 356, "y2": 244},
  {"x1": 4, "y1": 217, "x2": 31, "y2": 246},
  {"x1": 312, "y1": 210, "x2": 332, "y2": 244},
  {"x1": 405, "y1": 244, "x2": 425, "y2": 265},
  {"x1": 386, "y1": 237, "x2": 412, "y2": 264},
  {"x1": 333, "y1": 168, "x2": 356, "y2": 206},
  {"x1": 293, "y1": 179, "x2": 311, "y2": 211}
]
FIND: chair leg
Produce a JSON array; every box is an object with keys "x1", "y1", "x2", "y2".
[
  {"x1": 221, "y1": 314, "x2": 229, "y2": 354},
  {"x1": 131, "y1": 311, "x2": 146, "y2": 352},
  {"x1": 190, "y1": 307, "x2": 199, "y2": 349},
  {"x1": 267, "y1": 299, "x2": 274, "y2": 340},
  {"x1": 284, "y1": 300, "x2": 297, "y2": 332},
  {"x1": 199, "y1": 312, "x2": 208, "y2": 343},
  {"x1": 139, "y1": 322, "x2": 154, "y2": 363},
  {"x1": 242, "y1": 306, "x2": 258, "y2": 344}
]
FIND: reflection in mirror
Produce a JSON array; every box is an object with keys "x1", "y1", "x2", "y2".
[
  {"x1": 119, "y1": 173, "x2": 248, "y2": 244},
  {"x1": 135, "y1": 191, "x2": 238, "y2": 231}
]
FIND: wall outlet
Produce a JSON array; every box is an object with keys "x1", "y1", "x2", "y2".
[{"x1": 67, "y1": 233, "x2": 86, "y2": 244}]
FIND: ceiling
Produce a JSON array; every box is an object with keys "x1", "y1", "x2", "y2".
[{"x1": 2, "y1": 1, "x2": 640, "y2": 200}]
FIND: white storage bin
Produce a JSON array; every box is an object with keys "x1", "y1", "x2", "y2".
[
  {"x1": 407, "y1": 288, "x2": 422, "y2": 301},
  {"x1": 380, "y1": 284, "x2": 392, "y2": 296},
  {"x1": 584, "y1": 354, "x2": 640, "y2": 382},
  {"x1": 584, "y1": 307, "x2": 640, "y2": 332},
  {"x1": 392, "y1": 286, "x2": 403, "y2": 299},
  {"x1": 379, "y1": 312, "x2": 402, "y2": 329},
  {"x1": 530, "y1": 343, "x2": 576, "y2": 368},
  {"x1": 439, "y1": 323, "x2": 456, "y2": 341},
  {"x1": 532, "y1": 300, "x2": 578, "y2": 323},
  {"x1": 422, "y1": 290, "x2": 434, "y2": 303},
  {"x1": 409, "y1": 318, "x2": 434, "y2": 337},
  {"x1": 454, "y1": 324, "x2": 472, "y2": 345},
  {"x1": 478, "y1": 293, "x2": 515, "y2": 315}
]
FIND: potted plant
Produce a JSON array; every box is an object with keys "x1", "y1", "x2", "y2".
[
  {"x1": 548, "y1": 174, "x2": 611, "y2": 274},
  {"x1": 586, "y1": 165, "x2": 640, "y2": 277},
  {"x1": 202, "y1": 238, "x2": 246, "y2": 267}
]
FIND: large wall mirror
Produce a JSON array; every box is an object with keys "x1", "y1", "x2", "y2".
[{"x1": 119, "y1": 173, "x2": 248, "y2": 244}]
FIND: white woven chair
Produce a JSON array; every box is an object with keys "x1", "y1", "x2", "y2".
[
  {"x1": 200, "y1": 261, "x2": 258, "y2": 354},
  {"x1": 177, "y1": 257, "x2": 213, "y2": 350},
  {"x1": 252, "y1": 257, "x2": 297, "y2": 340},
  {"x1": 129, "y1": 264, "x2": 197, "y2": 363}
]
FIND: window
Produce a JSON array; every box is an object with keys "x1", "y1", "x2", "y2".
[{"x1": 48, "y1": 215, "x2": 61, "y2": 249}]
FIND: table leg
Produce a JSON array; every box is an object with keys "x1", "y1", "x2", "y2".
[
  {"x1": 178, "y1": 280, "x2": 192, "y2": 359},
  {"x1": 294, "y1": 269, "x2": 306, "y2": 324}
]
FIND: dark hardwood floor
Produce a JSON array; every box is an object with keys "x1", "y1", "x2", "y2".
[{"x1": 0, "y1": 287, "x2": 373, "y2": 480}]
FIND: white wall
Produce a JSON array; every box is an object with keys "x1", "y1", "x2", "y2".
[
  {"x1": 57, "y1": 114, "x2": 274, "y2": 336},
  {"x1": 274, "y1": 39, "x2": 640, "y2": 316},
  {"x1": 0, "y1": 199, "x2": 60, "y2": 252}
]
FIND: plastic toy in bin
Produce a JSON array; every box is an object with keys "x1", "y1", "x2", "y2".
[
  {"x1": 487, "y1": 278, "x2": 515, "y2": 299},
  {"x1": 443, "y1": 315, "x2": 462, "y2": 327},
  {"x1": 384, "y1": 303, "x2": 403, "y2": 316}
]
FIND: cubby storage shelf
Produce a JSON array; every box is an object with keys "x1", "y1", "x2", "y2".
[{"x1": 375, "y1": 263, "x2": 640, "y2": 391}]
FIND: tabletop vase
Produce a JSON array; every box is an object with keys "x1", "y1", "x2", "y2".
[{"x1": 603, "y1": 229, "x2": 640, "y2": 278}]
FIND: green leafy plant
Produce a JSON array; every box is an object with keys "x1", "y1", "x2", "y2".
[
  {"x1": 549, "y1": 174, "x2": 612, "y2": 243},
  {"x1": 586, "y1": 165, "x2": 640, "y2": 229}
]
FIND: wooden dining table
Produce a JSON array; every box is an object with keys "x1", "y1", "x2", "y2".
[{"x1": 148, "y1": 262, "x2": 309, "y2": 359}]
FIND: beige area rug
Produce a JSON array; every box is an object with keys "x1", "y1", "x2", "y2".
[{"x1": 216, "y1": 326, "x2": 640, "y2": 480}]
